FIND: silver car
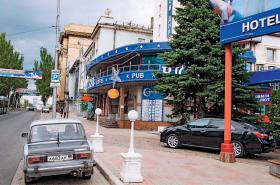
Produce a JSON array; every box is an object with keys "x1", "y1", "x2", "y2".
[{"x1": 21, "y1": 119, "x2": 96, "y2": 184}]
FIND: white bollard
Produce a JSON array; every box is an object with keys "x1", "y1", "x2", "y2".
[
  {"x1": 91, "y1": 108, "x2": 104, "y2": 153},
  {"x1": 120, "y1": 110, "x2": 143, "y2": 183}
]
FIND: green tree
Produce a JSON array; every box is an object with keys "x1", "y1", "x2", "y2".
[
  {"x1": 34, "y1": 47, "x2": 54, "y2": 105},
  {"x1": 155, "y1": 0, "x2": 258, "y2": 124},
  {"x1": 0, "y1": 33, "x2": 28, "y2": 105}
]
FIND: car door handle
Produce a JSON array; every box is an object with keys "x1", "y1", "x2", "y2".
[{"x1": 200, "y1": 130, "x2": 206, "y2": 133}]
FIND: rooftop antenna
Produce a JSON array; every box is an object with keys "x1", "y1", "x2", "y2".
[{"x1": 105, "y1": 8, "x2": 112, "y2": 17}]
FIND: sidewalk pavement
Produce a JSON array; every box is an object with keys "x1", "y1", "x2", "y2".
[{"x1": 45, "y1": 112, "x2": 280, "y2": 185}]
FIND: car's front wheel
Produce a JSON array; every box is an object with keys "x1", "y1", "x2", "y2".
[
  {"x1": 232, "y1": 141, "x2": 245, "y2": 157},
  {"x1": 167, "y1": 134, "x2": 180, "y2": 148}
]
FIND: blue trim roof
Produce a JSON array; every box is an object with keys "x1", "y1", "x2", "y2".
[
  {"x1": 240, "y1": 51, "x2": 256, "y2": 63},
  {"x1": 249, "y1": 69, "x2": 280, "y2": 85},
  {"x1": 87, "y1": 42, "x2": 172, "y2": 72}
]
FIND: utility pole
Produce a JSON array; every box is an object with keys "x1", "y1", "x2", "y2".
[{"x1": 52, "y1": 0, "x2": 60, "y2": 118}]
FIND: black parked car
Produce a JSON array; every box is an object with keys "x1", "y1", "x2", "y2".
[{"x1": 160, "y1": 118, "x2": 276, "y2": 157}]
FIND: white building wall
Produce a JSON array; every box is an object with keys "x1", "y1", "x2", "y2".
[
  {"x1": 68, "y1": 73, "x2": 76, "y2": 99},
  {"x1": 153, "y1": 0, "x2": 180, "y2": 42},
  {"x1": 98, "y1": 28, "x2": 115, "y2": 55},
  {"x1": 251, "y1": 35, "x2": 280, "y2": 71},
  {"x1": 115, "y1": 30, "x2": 152, "y2": 47}
]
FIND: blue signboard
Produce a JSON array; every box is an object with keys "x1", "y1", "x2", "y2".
[
  {"x1": 51, "y1": 70, "x2": 60, "y2": 83},
  {"x1": 0, "y1": 68, "x2": 42, "y2": 79},
  {"x1": 255, "y1": 93, "x2": 272, "y2": 104},
  {"x1": 209, "y1": 0, "x2": 280, "y2": 44},
  {"x1": 167, "y1": 0, "x2": 173, "y2": 37},
  {"x1": 87, "y1": 71, "x2": 157, "y2": 90},
  {"x1": 141, "y1": 87, "x2": 164, "y2": 122}
]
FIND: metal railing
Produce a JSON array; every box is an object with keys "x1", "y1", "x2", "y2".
[{"x1": 94, "y1": 64, "x2": 163, "y2": 78}]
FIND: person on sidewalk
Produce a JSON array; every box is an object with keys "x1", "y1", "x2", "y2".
[
  {"x1": 63, "y1": 100, "x2": 69, "y2": 118},
  {"x1": 60, "y1": 104, "x2": 64, "y2": 117}
]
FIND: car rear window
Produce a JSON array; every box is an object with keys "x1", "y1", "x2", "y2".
[{"x1": 30, "y1": 123, "x2": 85, "y2": 143}]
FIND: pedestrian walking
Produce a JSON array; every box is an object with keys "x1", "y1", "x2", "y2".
[
  {"x1": 63, "y1": 100, "x2": 69, "y2": 118},
  {"x1": 60, "y1": 105, "x2": 63, "y2": 117}
]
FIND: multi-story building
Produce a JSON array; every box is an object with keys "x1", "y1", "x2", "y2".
[
  {"x1": 153, "y1": 0, "x2": 180, "y2": 42},
  {"x1": 240, "y1": 35, "x2": 280, "y2": 72},
  {"x1": 57, "y1": 24, "x2": 93, "y2": 102}
]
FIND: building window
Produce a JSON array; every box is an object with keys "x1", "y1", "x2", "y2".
[
  {"x1": 267, "y1": 48, "x2": 276, "y2": 62},
  {"x1": 138, "y1": 38, "x2": 146, "y2": 43},
  {"x1": 159, "y1": 4, "x2": 162, "y2": 17},
  {"x1": 256, "y1": 64, "x2": 264, "y2": 71},
  {"x1": 158, "y1": 24, "x2": 161, "y2": 37}
]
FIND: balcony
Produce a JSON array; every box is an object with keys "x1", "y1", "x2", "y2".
[{"x1": 87, "y1": 64, "x2": 164, "y2": 90}]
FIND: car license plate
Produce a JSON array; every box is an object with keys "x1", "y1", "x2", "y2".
[
  {"x1": 47, "y1": 155, "x2": 73, "y2": 162},
  {"x1": 268, "y1": 136, "x2": 274, "y2": 140}
]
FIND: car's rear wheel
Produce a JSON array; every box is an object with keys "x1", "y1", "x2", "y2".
[
  {"x1": 24, "y1": 174, "x2": 35, "y2": 184},
  {"x1": 232, "y1": 141, "x2": 245, "y2": 157},
  {"x1": 82, "y1": 174, "x2": 92, "y2": 180},
  {"x1": 167, "y1": 134, "x2": 180, "y2": 148}
]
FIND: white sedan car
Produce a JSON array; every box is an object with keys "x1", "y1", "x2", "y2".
[{"x1": 21, "y1": 119, "x2": 96, "y2": 184}]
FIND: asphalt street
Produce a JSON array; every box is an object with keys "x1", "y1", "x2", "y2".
[{"x1": 0, "y1": 111, "x2": 40, "y2": 185}]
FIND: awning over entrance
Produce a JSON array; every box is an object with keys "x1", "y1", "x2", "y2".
[{"x1": 249, "y1": 69, "x2": 280, "y2": 85}]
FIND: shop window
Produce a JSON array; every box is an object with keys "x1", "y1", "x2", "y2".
[
  {"x1": 142, "y1": 56, "x2": 165, "y2": 65},
  {"x1": 256, "y1": 64, "x2": 264, "y2": 71},
  {"x1": 268, "y1": 66, "x2": 276, "y2": 70},
  {"x1": 246, "y1": 63, "x2": 251, "y2": 72},
  {"x1": 267, "y1": 48, "x2": 276, "y2": 63}
]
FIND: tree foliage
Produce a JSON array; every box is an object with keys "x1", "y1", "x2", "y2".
[
  {"x1": 0, "y1": 33, "x2": 28, "y2": 97},
  {"x1": 34, "y1": 47, "x2": 54, "y2": 105},
  {"x1": 155, "y1": 0, "x2": 258, "y2": 124}
]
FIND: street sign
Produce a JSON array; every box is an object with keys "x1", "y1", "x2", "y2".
[
  {"x1": 51, "y1": 70, "x2": 60, "y2": 83},
  {"x1": 209, "y1": 0, "x2": 280, "y2": 44},
  {"x1": 50, "y1": 82, "x2": 60, "y2": 88}
]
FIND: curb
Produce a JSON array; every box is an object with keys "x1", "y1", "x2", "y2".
[{"x1": 95, "y1": 157, "x2": 124, "y2": 185}]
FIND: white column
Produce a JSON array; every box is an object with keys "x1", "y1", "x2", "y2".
[
  {"x1": 91, "y1": 108, "x2": 104, "y2": 153},
  {"x1": 120, "y1": 110, "x2": 143, "y2": 183}
]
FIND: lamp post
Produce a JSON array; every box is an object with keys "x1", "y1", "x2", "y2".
[
  {"x1": 90, "y1": 108, "x2": 104, "y2": 153},
  {"x1": 95, "y1": 108, "x2": 102, "y2": 135},
  {"x1": 120, "y1": 110, "x2": 143, "y2": 183}
]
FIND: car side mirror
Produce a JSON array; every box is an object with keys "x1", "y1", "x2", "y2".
[{"x1": 21, "y1": 133, "x2": 28, "y2": 138}]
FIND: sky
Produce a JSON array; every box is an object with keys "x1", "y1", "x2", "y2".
[{"x1": 0, "y1": 0, "x2": 154, "y2": 89}]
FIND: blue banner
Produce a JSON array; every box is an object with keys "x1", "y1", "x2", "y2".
[
  {"x1": 0, "y1": 68, "x2": 42, "y2": 79},
  {"x1": 167, "y1": 0, "x2": 173, "y2": 37}
]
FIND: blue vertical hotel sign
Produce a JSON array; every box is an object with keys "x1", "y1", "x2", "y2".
[
  {"x1": 211, "y1": 0, "x2": 280, "y2": 44},
  {"x1": 167, "y1": 0, "x2": 173, "y2": 37}
]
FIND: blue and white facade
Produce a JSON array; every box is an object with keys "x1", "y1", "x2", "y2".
[{"x1": 86, "y1": 42, "x2": 177, "y2": 129}]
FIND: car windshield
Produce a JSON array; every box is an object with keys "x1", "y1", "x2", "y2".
[{"x1": 30, "y1": 123, "x2": 85, "y2": 143}]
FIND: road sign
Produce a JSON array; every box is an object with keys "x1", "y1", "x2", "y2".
[
  {"x1": 51, "y1": 70, "x2": 60, "y2": 83},
  {"x1": 209, "y1": 0, "x2": 280, "y2": 44},
  {"x1": 50, "y1": 82, "x2": 60, "y2": 88}
]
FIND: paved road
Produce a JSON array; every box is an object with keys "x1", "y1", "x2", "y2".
[{"x1": 0, "y1": 111, "x2": 40, "y2": 185}]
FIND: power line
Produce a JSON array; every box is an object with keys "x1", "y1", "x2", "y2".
[{"x1": 6, "y1": 26, "x2": 56, "y2": 37}]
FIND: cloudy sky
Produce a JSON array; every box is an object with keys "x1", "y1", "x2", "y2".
[
  {"x1": 0, "y1": 0, "x2": 154, "y2": 70},
  {"x1": 0, "y1": 0, "x2": 153, "y2": 89}
]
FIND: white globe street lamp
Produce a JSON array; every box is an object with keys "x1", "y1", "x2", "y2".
[
  {"x1": 127, "y1": 110, "x2": 138, "y2": 154},
  {"x1": 95, "y1": 108, "x2": 102, "y2": 135},
  {"x1": 91, "y1": 108, "x2": 104, "y2": 153},
  {"x1": 120, "y1": 110, "x2": 143, "y2": 183}
]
